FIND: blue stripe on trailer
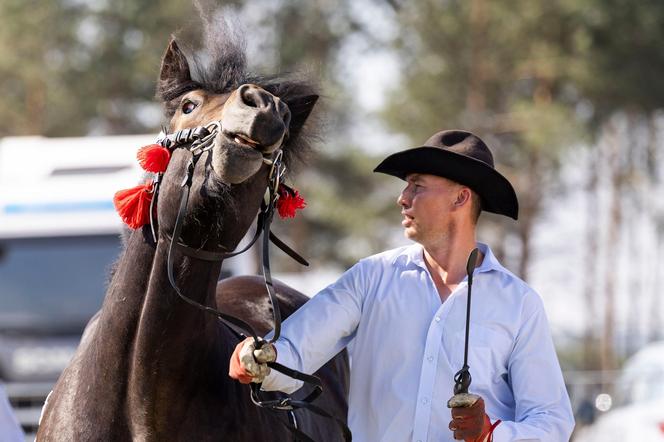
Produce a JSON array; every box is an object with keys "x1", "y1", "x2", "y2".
[{"x1": 3, "y1": 201, "x2": 115, "y2": 214}]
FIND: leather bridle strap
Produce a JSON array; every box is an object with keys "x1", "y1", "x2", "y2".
[
  {"x1": 171, "y1": 207, "x2": 308, "y2": 266},
  {"x1": 165, "y1": 150, "x2": 293, "y2": 343},
  {"x1": 250, "y1": 363, "x2": 352, "y2": 442},
  {"x1": 251, "y1": 377, "x2": 353, "y2": 442},
  {"x1": 166, "y1": 155, "x2": 262, "y2": 340},
  {"x1": 163, "y1": 134, "x2": 351, "y2": 442}
]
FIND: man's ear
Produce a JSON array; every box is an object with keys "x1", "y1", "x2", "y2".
[
  {"x1": 156, "y1": 38, "x2": 195, "y2": 102},
  {"x1": 454, "y1": 187, "x2": 472, "y2": 207},
  {"x1": 285, "y1": 94, "x2": 319, "y2": 137}
]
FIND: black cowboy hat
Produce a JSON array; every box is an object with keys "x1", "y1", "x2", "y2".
[{"x1": 373, "y1": 130, "x2": 519, "y2": 220}]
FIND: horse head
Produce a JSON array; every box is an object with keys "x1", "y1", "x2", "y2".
[{"x1": 152, "y1": 36, "x2": 317, "y2": 253}]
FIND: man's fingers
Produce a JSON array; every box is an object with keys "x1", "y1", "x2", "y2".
[
  {"x1": 254, "y1": 344, "x2": 277, "y2": 364},
  {"x1": 229, "y1": 338, "x2": 276, "y2": 384},
  {"x1": 237, "y1": 374, "x2": 254, "y2": 384},
  {"x1": 448, "y1": 419, "x2": 480, "y2": 441},
  {"x1": 449, "y1": 397, "x2": 486, "y2": 440},
  {"x1": 229, "y1": 338, "x2": 255, "y2": 383}
]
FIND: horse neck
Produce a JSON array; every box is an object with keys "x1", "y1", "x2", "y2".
[
  {"x1": 132, "y1": 230, "x2": 233, "y2": 359},
  {"x1": 63, "y1": 227, "x2": 240, "y2": 437},
  {"x1": 96, "y1": 227, "x2": 236, "y2": 366},
  {"x1": 82, "y1": 168, "x2": 269, "y2": 434}
]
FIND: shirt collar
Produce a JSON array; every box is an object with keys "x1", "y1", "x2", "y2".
[{"x1": 392, "y1": 241, "x2": 508, "y2": 276}]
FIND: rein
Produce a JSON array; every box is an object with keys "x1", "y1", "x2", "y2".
[{"x1": 156, "y1": 122, "x2": 351, "y2": 442}]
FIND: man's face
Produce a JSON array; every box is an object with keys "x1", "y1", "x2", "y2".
[{"x1": 398, "y1": 173, "x2": 463, "y2": 245}]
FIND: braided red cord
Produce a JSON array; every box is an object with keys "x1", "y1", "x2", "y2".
[{"x1": 485, "y1": 419, "x2": 501, "y2": 442}]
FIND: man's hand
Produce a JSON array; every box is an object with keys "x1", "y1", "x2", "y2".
[
  {"x1": 228, "y1": 337, "x2": 277, "y2": 384},
  {"x1": 448, "y1": 396, "x2": 493, "y2": 441}
]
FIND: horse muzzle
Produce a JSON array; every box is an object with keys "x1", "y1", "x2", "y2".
[{"x1": 211, "y1": 84, "x2": 291, "y2": 184}]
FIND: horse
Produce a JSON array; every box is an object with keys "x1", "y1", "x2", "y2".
[{"x1": 36, "y1": 19, "x2": 349, "y2": 442}]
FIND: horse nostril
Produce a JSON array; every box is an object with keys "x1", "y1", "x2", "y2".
[{"x1": 241, "y1": 87, "x2": 258, "y2": 108}]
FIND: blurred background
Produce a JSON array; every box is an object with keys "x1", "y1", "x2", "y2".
[{"x1": 1, "y1": 0, "x2": 663, "y2": 440}]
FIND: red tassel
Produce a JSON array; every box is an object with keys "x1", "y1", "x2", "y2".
[
  {"x1": 276, "y1": 184, "x2": 306, "y2": 218},
  {"x1": 137, "y1": 144, "x2": 171, "y2": 173},
  {"x1": 113, "y1": 182, "x2": 153, "y2": 229}
]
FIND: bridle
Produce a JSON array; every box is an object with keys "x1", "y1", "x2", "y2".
[{"x1": 152, "y1": 120, "x2": 352, "y2": 442}]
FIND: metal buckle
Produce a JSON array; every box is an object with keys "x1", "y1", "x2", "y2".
[
  {"x1": 266, "y1": 150, "x2": 285, "y2": 205},
  {"x1": 189, "y1": 120, "x2": 222, "y2": 156},
  {"x1": 268, "y1": 149, "x2": 284, "y2": 183},
  {"x1": 274, "y1": 397, "x2": 293, "y2": 411}
]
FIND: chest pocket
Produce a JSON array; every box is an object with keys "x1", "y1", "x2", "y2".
[{"x1": 450, "y1": 323, "x2": 511, "y2": 390}]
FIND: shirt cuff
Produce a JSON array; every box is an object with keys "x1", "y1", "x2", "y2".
[{"x1": 260, "y1": 341, "x2": 304, "y2": 394}]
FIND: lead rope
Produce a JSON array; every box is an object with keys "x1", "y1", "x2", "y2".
[
  {"x1": 164, "y1": 146, "x2": 351, "y2": 442},
  {"x1": 485, "y1": 419, "x2": 502, "y2": 441}
]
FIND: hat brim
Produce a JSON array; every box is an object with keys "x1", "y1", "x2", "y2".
[{"x1": 374, "y1": 147, "x2": 519, "y2": 220}]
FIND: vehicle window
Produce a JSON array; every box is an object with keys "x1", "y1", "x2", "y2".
[{"x1": 0, "y1": 235, "x2": 122, "y2": 332}]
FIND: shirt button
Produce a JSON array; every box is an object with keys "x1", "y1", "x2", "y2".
[
  {"x1": 421, "y1": 397, "x2": 429, "y2": 404},
  {"x1": 427, "y1": 356, "x2": 434, "y2": 362},
  {"x1": 435, "y1": 316, "x2": 441, "y2": 322}
]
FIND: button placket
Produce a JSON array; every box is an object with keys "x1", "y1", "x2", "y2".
[{"x1": 411, "y1": 304, "x2": 447, "y2": 442}]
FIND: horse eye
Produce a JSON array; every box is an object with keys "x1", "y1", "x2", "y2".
[{"x1": 182, "y1": 101, "x2": 197, "y2": 114}]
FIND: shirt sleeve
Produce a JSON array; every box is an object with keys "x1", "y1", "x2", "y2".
[
  {"x1": 261, "y1": 261, "x2": 366, "y2": 393},
  {"x1": 0, "y1": 385, "x2": 24, "y2": 442},
  {"x1": 492, "y1": 292, "x2": 575, "y2": 441}
]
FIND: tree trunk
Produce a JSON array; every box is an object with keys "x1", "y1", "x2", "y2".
[
  {"x1": 601, "y1": 120, "x2": 622, "y2": 376},
  {"x1": 647, "y1": 115, "x2": 663, "y2": 342},
  {"x1": 583, "y1": 142, "x2": 600, "y2": 369},
  {"x1": 516, "y1": 152, "x2": 542, "y2": 281},
  {"x1": 466, "y1": 0, "x2": 487, "y2": 115}
]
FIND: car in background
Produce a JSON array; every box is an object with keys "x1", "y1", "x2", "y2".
[{"x1": 575, "y1": 341, "x2": 664, "y2": 441}]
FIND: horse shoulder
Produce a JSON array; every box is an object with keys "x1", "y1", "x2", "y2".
[{"x1": 216, "y1": 275, "x2": 309, "y2": 336}]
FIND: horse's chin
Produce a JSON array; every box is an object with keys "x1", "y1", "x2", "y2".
[{"x1": 211, "y1": 140, "x2": 264, "y2": 184}]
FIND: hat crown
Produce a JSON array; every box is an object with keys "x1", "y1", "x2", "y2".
[{"x1": 424, "y1": 130, "x2": 495, "y2": 168}]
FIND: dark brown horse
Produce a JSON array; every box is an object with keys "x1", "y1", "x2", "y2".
[{"x1": 36, "y1": 20, "x2": 349, "y2": 442}]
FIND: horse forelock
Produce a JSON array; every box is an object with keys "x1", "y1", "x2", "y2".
[{"x1": 194, "y1": 10, "x2": 248, "y2": 96}]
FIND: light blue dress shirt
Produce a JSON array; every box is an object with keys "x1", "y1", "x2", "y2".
[
  {"x1": 262, "y1": 242, "x2": 575, "y2": 441},
  {"x1": 0, "y1": 385, "x2": 24, "y2": 442}
]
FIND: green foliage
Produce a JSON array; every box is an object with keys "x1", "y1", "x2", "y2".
[
  {"x1": 574, "y1": 0, "x2": 664, "y2": 121},
  {"x1": 383, "y1": 0, "x2": 587, "y2": 149},
  {"x1": 0, "y1": 0, "x2": 83, "y2": 135},
  {"x1": 0, "y1": 0, "x2": 235, "y2": 137}
]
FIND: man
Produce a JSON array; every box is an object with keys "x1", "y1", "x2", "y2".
[{"x1": 229, "y1": 130, "x2": 575, "y2": 441}]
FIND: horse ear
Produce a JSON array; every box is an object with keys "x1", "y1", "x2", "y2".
[
  {"x1": 156, "y1": 38, "x2": 194, "y2": 102},
  {"x1": 287, "y1": 94, "x2": 319, "y2": 135}
]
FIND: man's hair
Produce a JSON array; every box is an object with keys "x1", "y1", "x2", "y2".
[
  {"x1": 470, "y1": 190, "x2": 482, "y2": 225},
  {"x1": 449, "y1": 180, "x2": 482, "y2": 225}
]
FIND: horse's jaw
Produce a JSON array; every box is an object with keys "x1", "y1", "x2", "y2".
[{"x1": 211, "y1": 132, "x2": 265, "y2": 184}]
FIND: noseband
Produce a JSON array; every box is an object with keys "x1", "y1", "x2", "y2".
[{"x1": 155, "y1": 122, "x2": 351, "y2": 442}]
